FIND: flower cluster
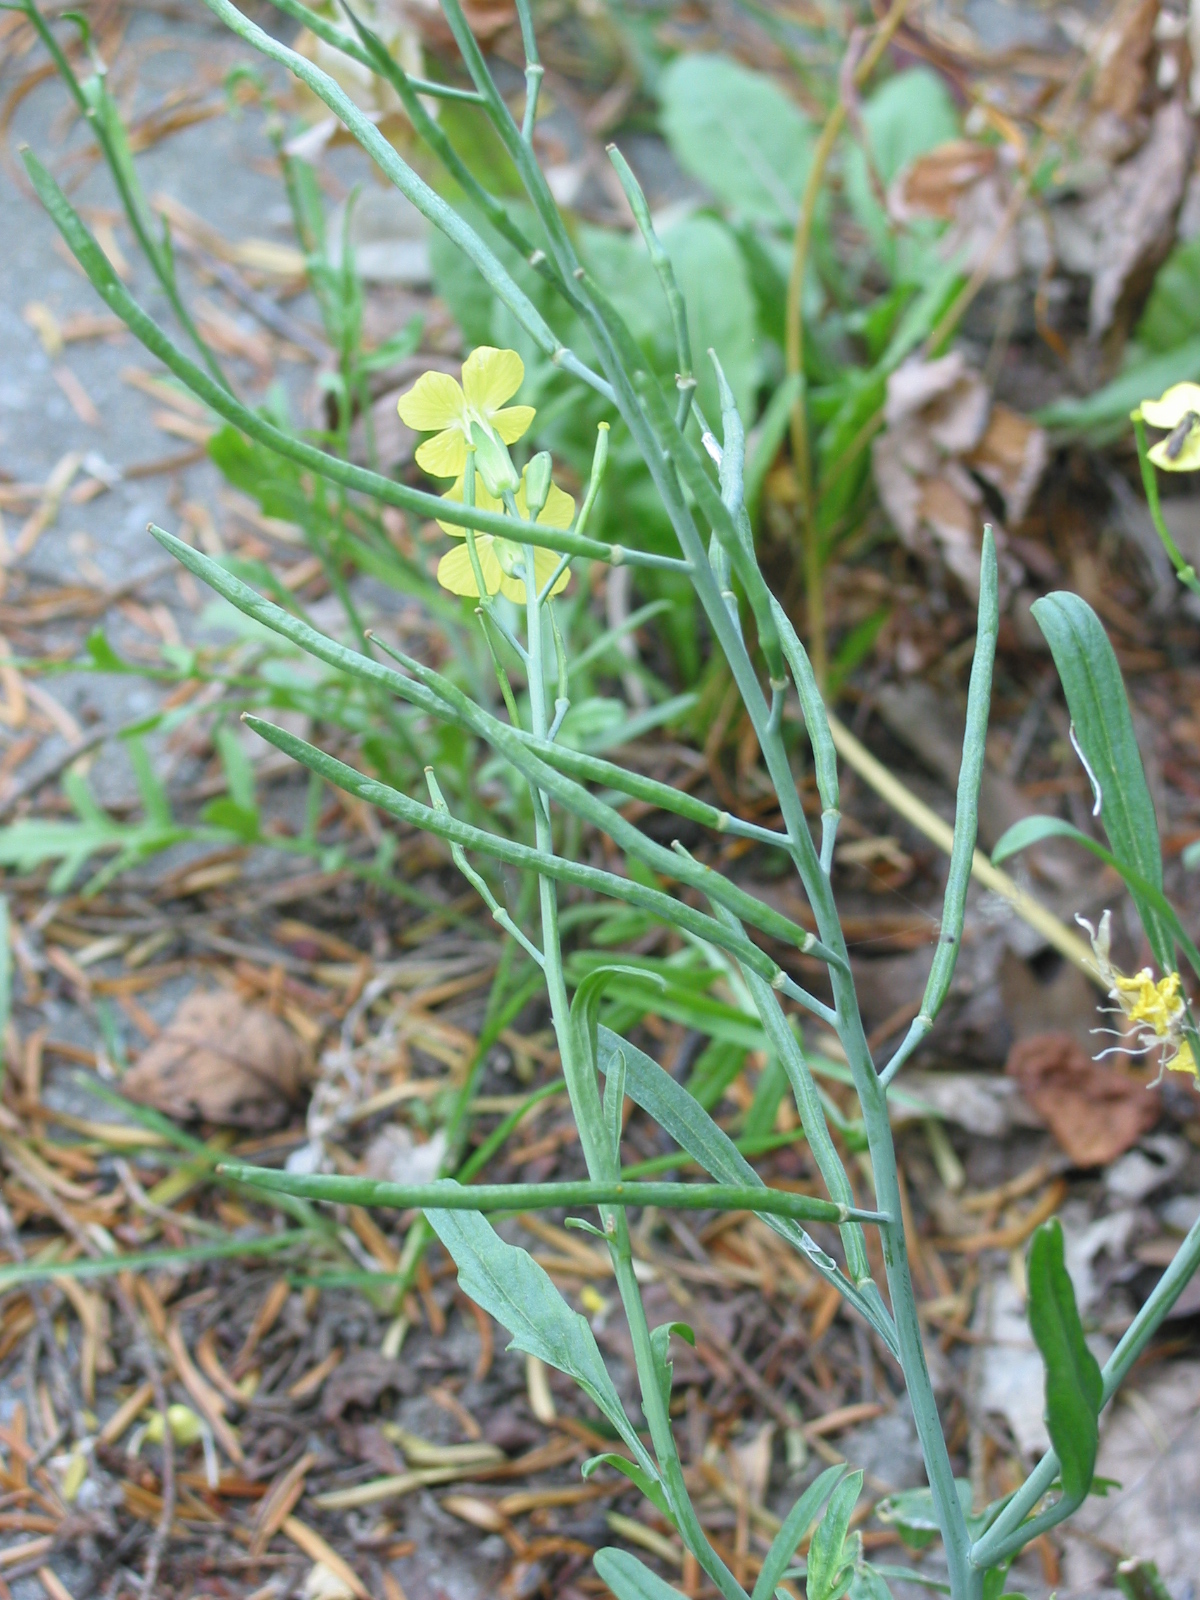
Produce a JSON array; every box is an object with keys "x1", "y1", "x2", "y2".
[
  {"x1": 397, "y1": 346, "x2": 573, "y2": 601},
  {"x1": 1080, "y1": 911, "x2": 1197, "y2": 1081}
]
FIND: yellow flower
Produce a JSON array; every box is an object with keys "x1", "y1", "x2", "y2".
[
  {"x1": 436, "y1": 467, "x2": 575, "y2": 603},
  {"x1": 1079, "y1": 912, "x2": 1198, "y2": 1081},
  {"x1": 397, "y1": 347, "x2": 535, "y2": 479},
  {"x1": 1140, "y1": 382, "x2": 1200, "y2": 472}
]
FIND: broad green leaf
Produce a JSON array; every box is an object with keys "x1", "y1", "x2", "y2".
[
  {"x1": 1032, "y1": 592, "x2": 1174, "y2": 968},
  {"x1": 425, "y1": 1207, "x2": 653, "y2": 1474},
  {"x1": 583, "y1": 1454, "x2": 673, "y2": 1521},
  {"x1": 875, "y1": 1480, "x2": 974, "y2": 1551},
  {"x1": 1027, "y1": 1218, "x2": 1102, "y2": 1505},
  {"x1": 1136, "y1": 235, "x2": 1200, "y2": 353},
  {"x1": 805, "y1": 1470, "x2": 864, "y2": 1600},
  {"x1": 750, "y1": 1463, "x2": 845, "y2": 1600},
  {"x1": 658, "y1": 53, "x2": 812, "y2": 227},
  {"x1": 594, "y1": 1548, "x2": 688, "y2": 1600}
]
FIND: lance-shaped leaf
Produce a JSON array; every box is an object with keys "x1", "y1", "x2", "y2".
[
  {"x1": 596, "y1": 1026, "x2": 899, "y2": 1357},
  {"x1": 750, "y1": 1463, "x2": 845, "y2": 1600},
  {"x1": 594, "y1": 1548, "x2": 689, "y2": 1600},
  {"x1": 426, "y1": 1208, "x2": 656, "y2": 1477},
  {"x1": 1027, "y1": 1218, "x2": 1102, "y2": 1505},
  {"x1": 1032, "y1": 593, "x2": 1174, "y2": 968},
  {"x1": 805, "y1": 1469, "x2": 864, "y2": 1600}
]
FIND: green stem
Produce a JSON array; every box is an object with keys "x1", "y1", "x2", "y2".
[
  {"x1": 1132, "y1": 414, "x2": 1200, "y2": 595},
  {"x1": 214, "y1": 1167, "x2": 883, "y2": 1223}
]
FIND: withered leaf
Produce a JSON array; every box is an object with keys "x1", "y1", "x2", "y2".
[
  {"x1": 1006, "y1": 1032, "x2": 1160, "y2": 1167},
  {"x1": 319, "y1": 1350, "x2": 417, "y2": 1423},
  {"x1": 121, "y1": 990, "x2": 309, "y2": 1128}
]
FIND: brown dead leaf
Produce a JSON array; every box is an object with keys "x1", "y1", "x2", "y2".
[
  {"x1": 120, "y1": 990, "x2": 308, "y2": 1127},
  {"x1": 891, "y1": 138, "x2": 1020, "y2": 280},
  {"x1": 872, "y1": 352, "x2": 1044, "y2": 593},
  {"x1": 319, "y1": 1350, "x2": 417, "y2": 1423},
  {"x1": 1006, "y1": 1032, "x2": 1160, "y2": 1167},
  {"x1": 964, "y1": 404, "x2": 1048, "y2": 526}
]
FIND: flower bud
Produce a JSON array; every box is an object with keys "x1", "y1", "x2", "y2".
[
  {"x1": 469, "y1": 422, "x2": 519, "y2": 496},
  {"x1": 523, "y1": 452, "x2": 553, "y2": 520}
]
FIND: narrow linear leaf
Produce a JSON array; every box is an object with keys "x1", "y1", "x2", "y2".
[
  {"x1": 1027, "y1": 1218, "x2": 1102, "y2": 1505},
  {"x1": 1032, "y1": 593, "x2": 1173, "y2": 967}
]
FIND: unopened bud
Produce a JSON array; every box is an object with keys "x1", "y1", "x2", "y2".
[
  {"x1": 524, "y1": 452, "x2": 553, "y2": 520},
  {"x1": 469, "y1": 422, "x2": 519, "y2": 496}
]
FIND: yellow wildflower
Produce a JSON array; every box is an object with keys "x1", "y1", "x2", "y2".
[
  {"x1": 1140, "y1": 382, "x2": 1200, "y2": 472},
  {"x1": 436, "y1": 467, "x2": 575, "y2": 602},
  {"x1": 1079, "y1": 911, "x2": 1198, "y2": 1082},
  {"x1": 396, "y1": 347, "x2": 535, "y2": 479}
]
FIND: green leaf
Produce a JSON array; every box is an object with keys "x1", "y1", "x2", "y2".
[
  {"x1": 1036, "y1": 337, "x2": 1200, "y2": 433},
  {"x1": 648, "y1": 1321, "x2": 694, "y2": 1415},
  {"x1": 582, "y1": 1455, "x2": 672, "y2": 1522},
  {"x1": 1136, "y1": 235, "x2": 1200, "y2": 353},
  {"x1": 425, "y1": 1208, "x2": 653, "y2": 1475},
  {"x1": 875, "y1": 1480, "x2": 974, "y2": 1551},
  {"x1": 843, "y1": 68, "x2": 958, "y2": 280},
  {"x1": 1027, "y1": 1218, "x2": 1102, "y2": 1505},
  {"x1": 751, "y1": 1463, "x2": 845, "y2": 1600},
  {"x1": 662, "y1": 214, "x2": 761, "y2": 424},
  {"x1": 595, "y1": 1026, "x2": 899, "y2": 1357},
  {"x1": 658, "y1": 53, "x2": 813, "y2": 228},
  {"x1": 594, "y1": 1548, "x2": 688, "y2": 1600},
  {"x1": 805, "y1": 1469, "x2": 864, "y2": 1600},
  {"x1": 1032, "y1": 592, "x2": 1174, "y2": 968},
  {"x1": 847, "y1": 1566, "x2": 895, "y2": 1600}
]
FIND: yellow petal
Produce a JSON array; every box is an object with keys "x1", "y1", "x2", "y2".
[
  {"x1": 397, "y1": 370, "x2": 465, "y2": 431},
  {"x1": 534, "y1": 545, "x2": 570, "y2": 597},
  {"x1": 462, "y1": 346, "x2": 524, "y2": 413},
  {"x1": 537, "y1": 479, "x2": 576, "y2": 529},
  {"x1": 491, "y1": 404, "x2": 536, "y2": 444},
  {"x1": 437, "y1": 537, "x2": 504, "y2": 598},
  {"x1": 1141, "y1": 382, "x2": 1200, "y2": 429},
  {"x1": 1169, "y1": 1040, "x2": 1197, "y2": 1075},
  {"x1": 416, "y1": 428, "x2": 469, "y2": 479},
  {"x1": 436, "y1": 473, "x2": 504, "y2": 535},
  {"x1": 1148, "y1": 432, "x2": 1200, "y2": 472}
]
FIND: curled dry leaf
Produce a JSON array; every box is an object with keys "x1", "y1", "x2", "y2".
[
  {"x1": 1005, "y1": 1032, "x2": 1160, "y2": 1167},
  {"x1": 891, "y1": 138, "x2": 1022, "y2": 280},
  {"x1": 120, "y1": 990, "x2": 309, "y2": 1128},
  {"x1": 872, "y1": 351, "x2": 1044, "y2": 593}
]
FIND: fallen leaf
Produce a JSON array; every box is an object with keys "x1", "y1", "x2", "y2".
[
  {"x1": 319, "y1": 1350, "x2": 417, "y2": 1423},
  {"x1": 891, "y1": 138, "x2": 1021, "y2": 279},
  {"x1": 872, "y1": 352, "x2": 1041, "y2": 593},
  {"x1": 1005, "y1": 1032, "x2": 1160, "y2": 1166},
  {"x1": 120, "y1": 990, "x2": 308, "y2": 1128}
]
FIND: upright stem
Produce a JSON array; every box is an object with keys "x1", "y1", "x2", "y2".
[
  {"x1": 520, "y1": 550, "x2": 746, "y2": 1600},
  {"x1": 1132, "y1": 414, "x2": 1200, "y2": 595}
]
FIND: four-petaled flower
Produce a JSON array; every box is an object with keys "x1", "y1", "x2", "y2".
[
  {"x1": 1141, "y1": 383, "x2": 1200, "y2": 472},
  {"x1": 436, "y1": 468, "x2": 575, "y2": 602},
  {"x1": 1079, "y1": 911, "x2": 1197, "y2": 1081},
  {"x1": 397, "y1": 346, "x2": 536, "y2": 479}
]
